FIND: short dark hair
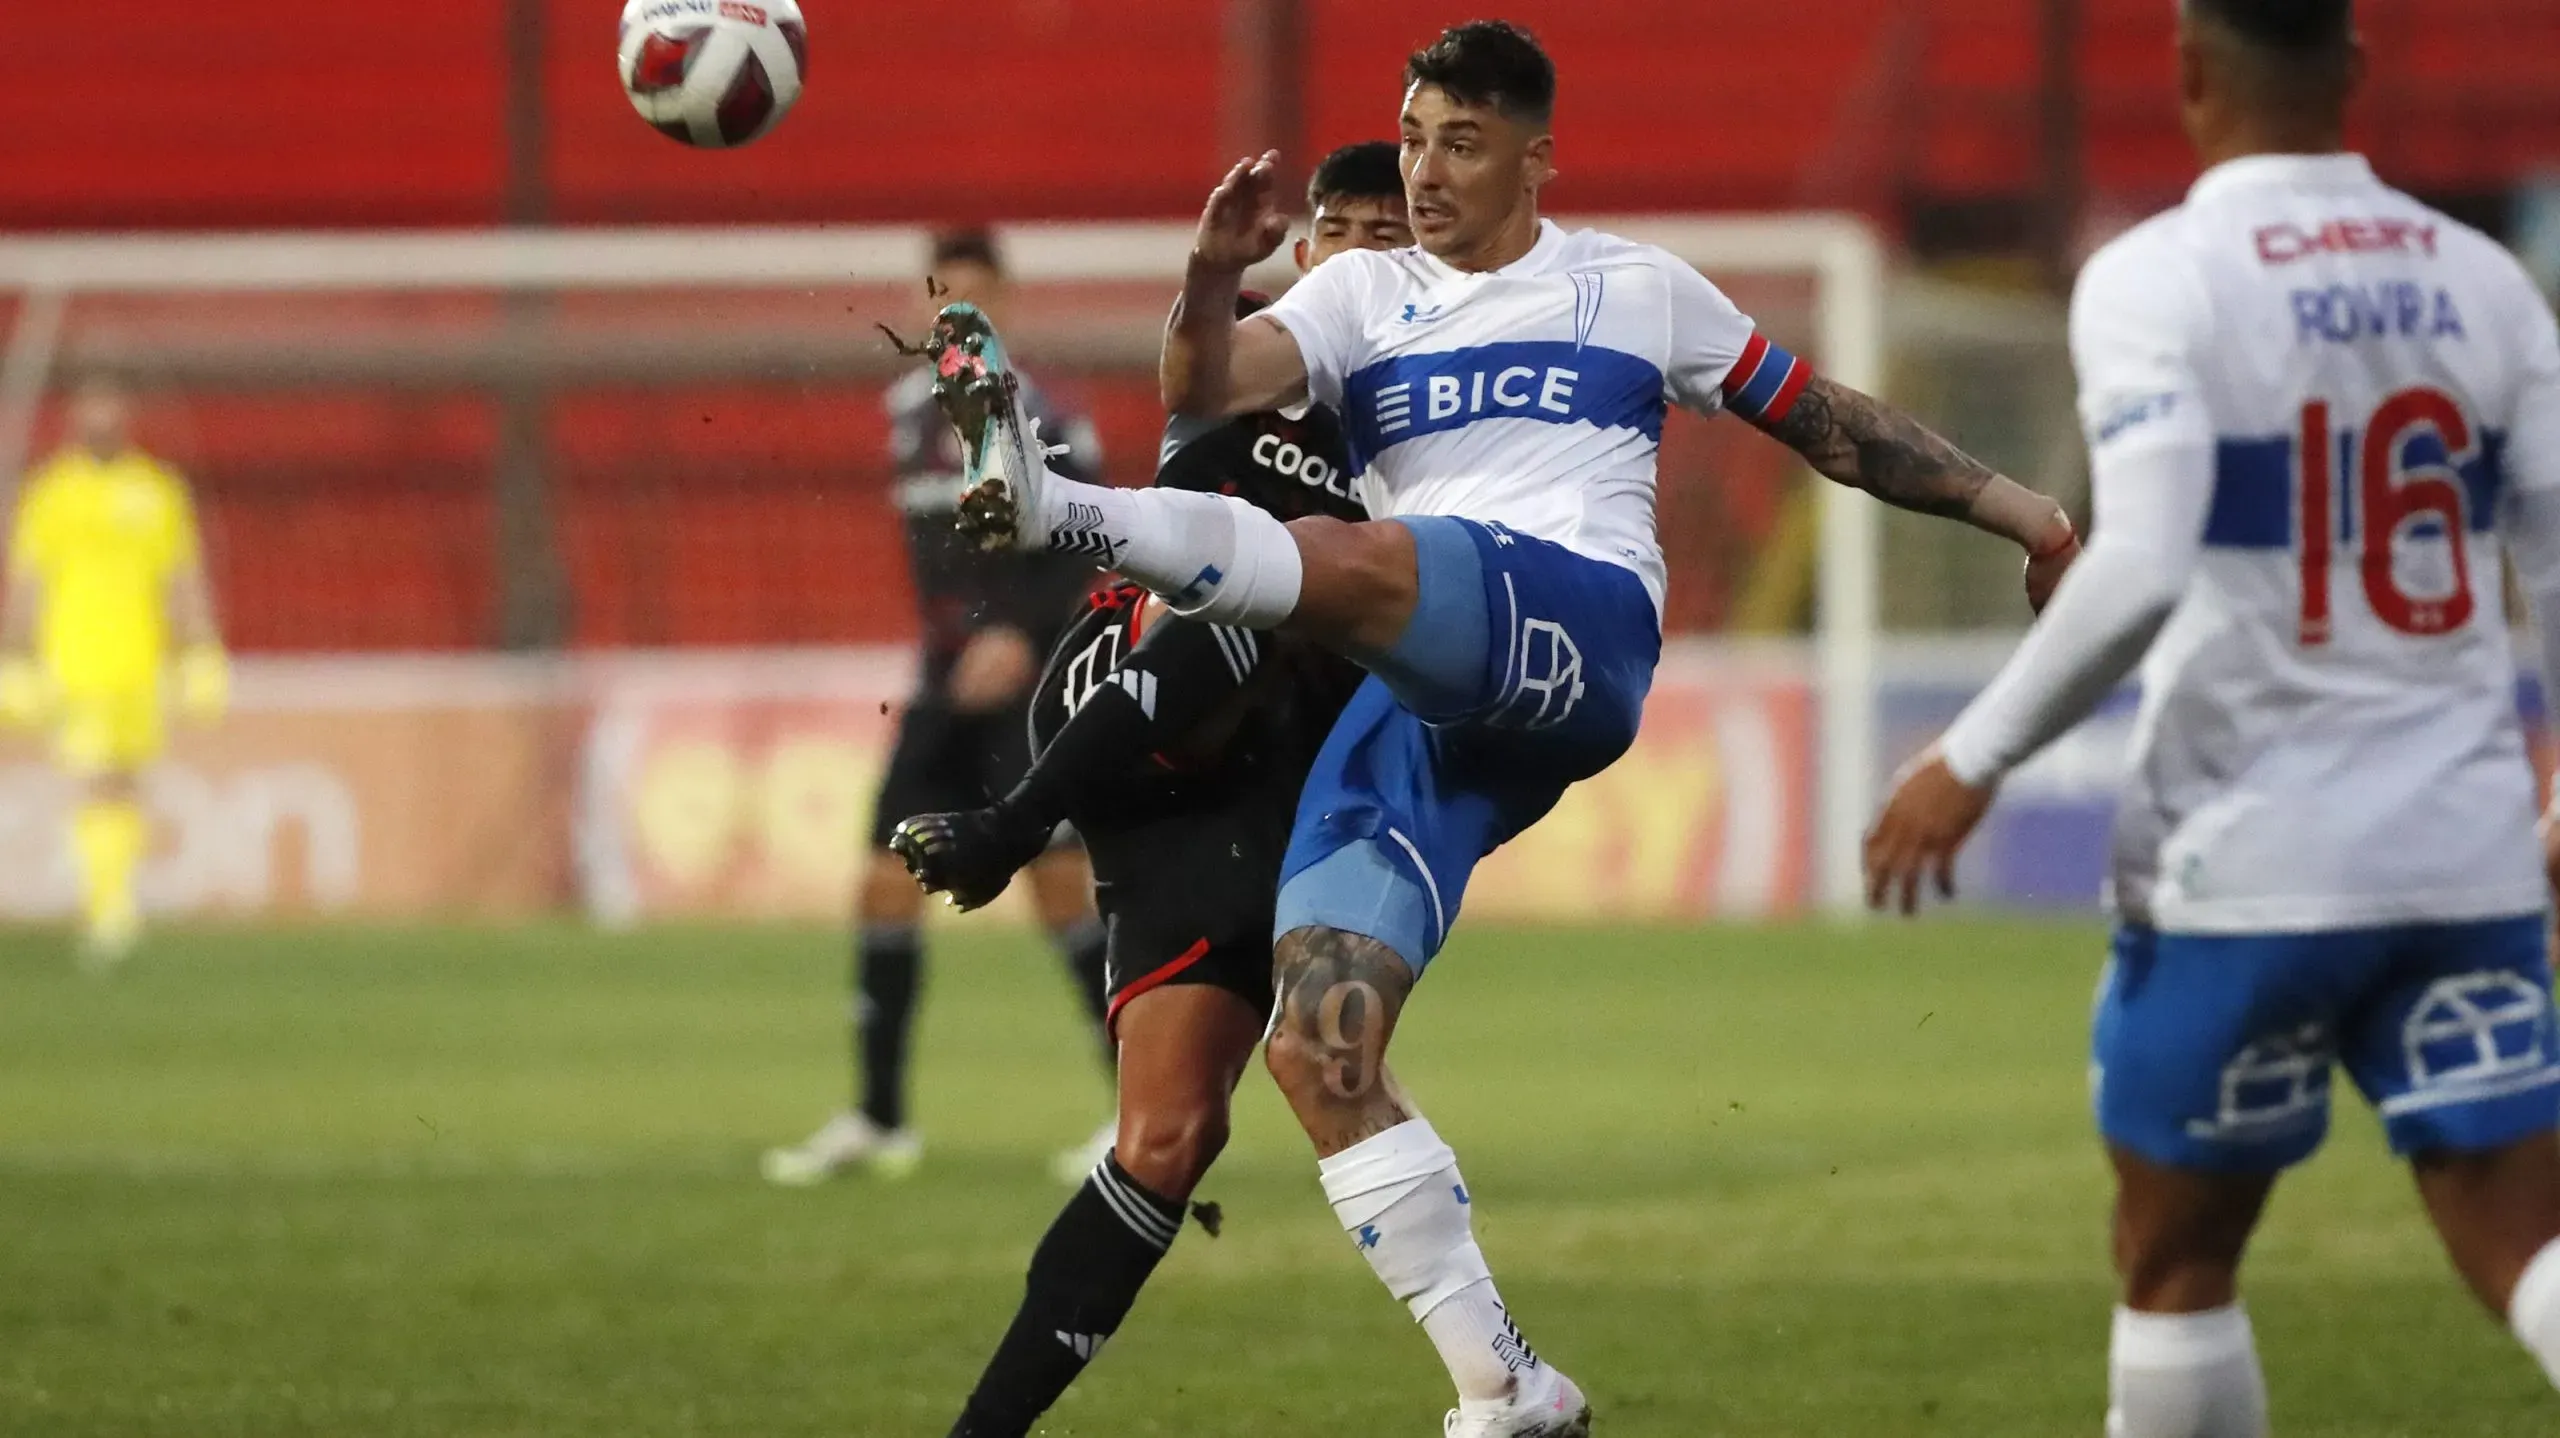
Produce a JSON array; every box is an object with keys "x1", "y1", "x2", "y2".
[
  {"x1": 1306, "y1": 141, "x2": 1403, "y2": 213},
  {"x1": 929, "y1": 227, "x2": 1004, "y2": 276},
  {"x1": 1403, "y1": 20, "x2": 1555, "y2": 126},
  {"x1": 2186, "y1": 0, "x2": 2352, "y2": 54}
]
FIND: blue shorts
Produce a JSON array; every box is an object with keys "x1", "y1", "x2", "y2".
[
  {"x1": 1272, "y1": 517, "x2": 1660, "y2": 973},
  {"x1": 2096, "y1": 917, "x2": 2560, "y2": 1172}
]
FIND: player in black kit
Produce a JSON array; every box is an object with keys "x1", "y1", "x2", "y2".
[
  {"x1": 763, "y1": 229, "x2": 1116, "y2": 1188},
  {"x1": 893, "y1": 143, "x2": 1410, "y2": 1438}
]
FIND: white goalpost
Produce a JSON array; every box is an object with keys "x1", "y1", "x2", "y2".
[{"x1": 0, "y1": 215, "x2": 1890, "y2": 916}]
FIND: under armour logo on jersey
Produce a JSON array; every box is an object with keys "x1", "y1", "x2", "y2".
[
  {"x1": 1054, "y1": 1331, "x2": 1108, "y2": 1360},
  {"x1": 1169, "y1": 564, "x2": 1225, "y2": 608},
  {"x1": 1356, "y1": 1225, "x2": 1382, "y2": 1250},
  {"x1": 1048, "y1": 500, "x2": 1122, "y2": 566},
  {"x1": 1399, "y1": 302, "x2": 1445, "y2": 325},
  {"x1": 1452, "y1": 1183, "x2": 1471, "y2": 1205}
]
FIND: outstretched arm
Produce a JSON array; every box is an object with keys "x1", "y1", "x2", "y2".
[
  {"x1": 1161, "y1": 153, "x2": 1309, "y2": 418},
  {"x1": 1860, "y1": 435, "x2": 2207, "y2": 913},
  {"x1": 1858, "y1": 235, "x2": 2214, "y2": 912},
  {"x1": 1749, "y1": 375, "x2": 2080, "y2": 603}
]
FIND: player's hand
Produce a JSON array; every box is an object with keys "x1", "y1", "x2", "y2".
[
  {"x1": 889, "y1": 807, "x2": 1052, "y2": 913},
  {"x1": 949, "y1": 627, "x2": 1036, "y2": 714},
  {"x1": 2023, "y1": 516, "x2": 2080, "y2": 615},
  {"x1": 1863, "y1": 747, "x2": 1995, "y2": 916},
  {"x1": 1190, "y1": 152, "x2": 1290, "y2": 273},
  {"x1": 177, "y1": 645, "x2": 230, "y2": 725},
  {"x1": 2540, "y1": 801, "x2": 2560, "y2": 898},
  {"x1": 0, "y1": 656, "x2": 51, "y2": 728}
]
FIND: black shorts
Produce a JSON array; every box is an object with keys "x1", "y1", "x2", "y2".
[
  {"x1": 1087, "y1": 775, "x2": 1301, "y2": 1034},
  {"x1": 868, "y1": 690, "x2": 1048, "y2": 849}
]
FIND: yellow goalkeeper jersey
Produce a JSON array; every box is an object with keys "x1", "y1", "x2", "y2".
[{"x1": 10, "y1": 447, "x2": 201, "y2": 690}]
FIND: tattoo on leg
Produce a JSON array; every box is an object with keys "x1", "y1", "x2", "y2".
[
  {"x1": 1273, "y1": 927, "x2": 1416, "y2": 1147},
  {"x1": 1315, "y1": 978, "x2": 1383, "y2": 1098}
]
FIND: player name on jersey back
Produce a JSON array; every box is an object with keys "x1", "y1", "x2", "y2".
[{"x1": 2076, "y1": 153, "x2": 2560, "y2": 933}]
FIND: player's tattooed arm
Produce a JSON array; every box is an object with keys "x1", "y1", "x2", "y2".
[
  {"x1": 1757, "y1": 377, "x2": 2073, "y2": 551},
  {"x1": 1267, "y1": 926, "x2": 1418, "y2": 1155}
]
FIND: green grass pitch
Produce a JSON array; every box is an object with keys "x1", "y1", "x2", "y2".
[{"x1": 0, "y1": 918, "x2": 2551, "y2": 1436}]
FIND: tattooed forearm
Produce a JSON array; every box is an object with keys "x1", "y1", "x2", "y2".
[
  {"x1": 1761, "y1": 377, "x2": 2064, "y2": 548},
  {"x1": 1267, "y1": 926, "x2": 1417, "y2": 1156},
  {"x1": 1767, "y1": 377, "x2": 1991, "y2": 519}
]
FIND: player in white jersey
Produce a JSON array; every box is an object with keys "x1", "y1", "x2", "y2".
[
  {"x1": 929, "y1": 21, "x2": 2076, "y2": 1434},
  {"x1": 1866, "y1": 2, "x2": 2560, "y2": 1433}
]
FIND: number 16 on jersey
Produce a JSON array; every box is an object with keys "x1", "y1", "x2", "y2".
[{"x1": 2296, "y1": 385, "x2": 2489, "y2": 646}]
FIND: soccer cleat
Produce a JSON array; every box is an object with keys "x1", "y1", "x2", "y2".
[
  {"x1": 760, "y1": 1110, "x2": 923, "y2": 1186},
  {"x1": 927, "y1": 302, "x2": 1052, "y2": 554},
  {"x1": 1444, "y1": 1367, "x2": 1591, "y2": 1438},
  {"x1": 888, "y1": 806, "x2": 1053, "y2": 913},
  {"x1": 1050, "y1": 1117, "x2": 1118, "y2": 1187}
]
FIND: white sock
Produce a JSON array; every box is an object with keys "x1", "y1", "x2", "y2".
[
  {"x1": 2106, "y1": 1304, "x2": 2268, "y2": 1438},
  {"x1": 1319, "y1": 1118, "x2": 1540, "y2": 1405},
  {"x1": 1033, "y1": 466, "x2": 1302, "y2": 627},
  {"x1": 2509, "y1": 1235, "x2": 2560, "y2": 1388}
]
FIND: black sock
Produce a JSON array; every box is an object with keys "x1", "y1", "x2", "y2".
[
  {"x1": 853, "y1": 924, "x2": 922, "y2": 1131},
  {"x1": 949, "y1": 1152, "x2": 1182, "y2": 1438},
  {"x1": 1052, "y1": 917, "x2": 1114, "y2": 1070}
]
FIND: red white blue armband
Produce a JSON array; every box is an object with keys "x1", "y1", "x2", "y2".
[{"x1": 1720, "y1": 332, "x2": 1812, "y2": 425}]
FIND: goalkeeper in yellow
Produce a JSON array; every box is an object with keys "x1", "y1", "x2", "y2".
[{"x1": 2, "y1": 376, "x2": 227, "y2": 964}]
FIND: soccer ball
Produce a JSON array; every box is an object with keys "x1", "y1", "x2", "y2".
[{"x1": 619, "y1": 0, "x2": 807, "y2": 149}]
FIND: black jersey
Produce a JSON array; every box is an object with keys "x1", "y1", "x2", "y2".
[
  {"x1": 1028, "y1": 406, "x2": 1367, "y2": 836},
  {"x1": 1153, "y1": 403, "x2": 1365, "y2": 522},
  {"x1": 884, "y1": 366, "x2": 1103, "y2": 684}
]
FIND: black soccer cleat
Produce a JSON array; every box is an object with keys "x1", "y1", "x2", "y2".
[{"x1": 889, "y1": 806, "x2": 1056, "y2": 913}]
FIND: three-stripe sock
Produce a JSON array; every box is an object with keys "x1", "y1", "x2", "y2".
[{"x1": 948, "y1": 1151, "x2": 1185, "y2": 1438}]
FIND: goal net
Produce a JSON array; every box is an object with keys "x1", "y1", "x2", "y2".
[{"x1": 0, "y1": 218, "x2": 1893, "y2": 916}]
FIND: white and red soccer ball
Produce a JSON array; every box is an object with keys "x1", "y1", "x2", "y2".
[{"x1": 618, "y1": 0, "x2": 806, "y2": 149}]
